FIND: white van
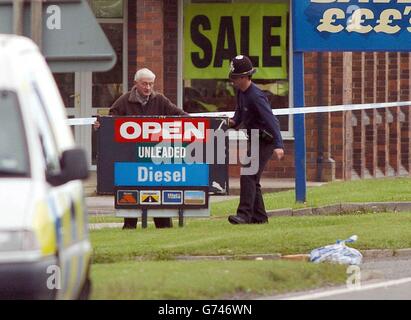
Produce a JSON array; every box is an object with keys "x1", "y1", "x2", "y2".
[{"x1": 0, "y1": 35, "x2": 92, "y2": 299}]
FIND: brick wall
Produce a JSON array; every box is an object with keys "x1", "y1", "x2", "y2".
[
  {"x1": 128, "y1": 0, "x2": 137, "y2": 89},
  {"x1": 400, "y1": 53, "x2": 411, "y2": 174},
  {"x1": 364, "y1": 52, "x2": 377, "y2": 177},
  {"x1": 304, "y1": 52, "x2": 319, "y2": 181},
  {"x1": 352, "y1": 52, "x2": 363, "y2": 178},
  {"x1": 388, "y1": 53, "x2": 401, "y2": 174},
  {"x1": 163, "y1": 0, "x2": 178, "y2": 105},
  {"x1": 298, "y1": 50, "x2": 411, "y2": 181},
  {"x1": 330, "y1": 52, "x2": 344, "y2": 179},
  {"x1": 303, "y1": 52, "x2": 334, "y2": 181},
  {"x1": 135, "y1": 0, "x2": 164, "y2": 93},
  {"x1": 129, "y1": 0, "x2": 177, "y2": 103},
  {"x1": 376, "y1": 53, "x2": 390, "y2": 176}
]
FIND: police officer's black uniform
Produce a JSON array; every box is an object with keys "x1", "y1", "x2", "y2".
[{"x1": 228, "y1": 55, "x2": 284, "y2": 224}]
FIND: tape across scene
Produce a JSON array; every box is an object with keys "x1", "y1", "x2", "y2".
[{"x1": 66, "y1": 101, "x2": 411, "y2": 126}]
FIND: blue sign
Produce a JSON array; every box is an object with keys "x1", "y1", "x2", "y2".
[
  {"x1": 294, "y1": 1, "x2": 411, "y2": 52},
  {"x1": 162, "y1": 191, "x2": 183, "y2": 205},
  {"x1": 114, "y1": 162, "x2": 209, "y2": 187}
]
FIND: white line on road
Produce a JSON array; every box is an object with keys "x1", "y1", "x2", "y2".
[{"x1": 284, "y1": 277, "x2": 411, "y2": 300}]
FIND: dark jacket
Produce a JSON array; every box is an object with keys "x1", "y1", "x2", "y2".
[
  {"x1": 232, "y1": 83, "x2": 284, "y2": 149},
  {"x1": 109, "y1": 91, "x2": 188, "y2": 116}
]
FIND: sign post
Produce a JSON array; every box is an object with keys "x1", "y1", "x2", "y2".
[
  {"x1": 292, "y1": 52, "x2": 307, "y2": 203},
  {"x1": 292, "y1": 1, "x2": 307, "y2": 203}
]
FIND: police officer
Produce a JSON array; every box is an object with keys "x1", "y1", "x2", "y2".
[{"x1": 227, "y1": 55, "x2": 284, "y2": 224}]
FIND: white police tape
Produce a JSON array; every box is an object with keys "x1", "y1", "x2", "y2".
[
  {"x1": 66, "y1": 100, "x2": 411, "y2": 126},
  {"x1": 67, "y1": 117, "x2": 97, "y2": 126}
]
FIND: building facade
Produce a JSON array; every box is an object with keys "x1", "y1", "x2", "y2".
[{"x1": 56, "y1": 0, "x2": 411, "y2": 181}]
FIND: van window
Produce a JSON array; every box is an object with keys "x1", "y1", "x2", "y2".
[
  {"x1": 0, "y1": 91, "x2": 30, "y2": 177},
  {"x1": 29, "y1": 83, "x2": 61, "y2": 175}
]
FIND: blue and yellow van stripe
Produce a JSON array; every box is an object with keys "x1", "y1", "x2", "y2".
[
  {"x1": 32, "y1": 201, "x2": 57, "y2": 256},
  {"x1": 31, "y1": 187, "x2": 90, "y2": 300}
]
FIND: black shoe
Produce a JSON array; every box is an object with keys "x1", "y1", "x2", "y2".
[{"x1": 228, "y1": 215, "x2": 248, "y2": 225}]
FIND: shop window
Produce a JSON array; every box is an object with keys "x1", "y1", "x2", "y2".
[
  {"x1": 183, "y1": 0, "x2": 290, "y2": 133},
  {"x1": 53, "y1": 73, "x2": 75, "y2": 108},
  {"x1": 91, "y1": 1, "x2": 126, "y2": 166},
  {"x1": 92, "y1": 23, "x2": 124, "y2": 109}
]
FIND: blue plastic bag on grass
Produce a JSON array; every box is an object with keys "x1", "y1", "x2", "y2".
[{"x1": 310, "y1": 235, "x2": 362, "y2": 265}]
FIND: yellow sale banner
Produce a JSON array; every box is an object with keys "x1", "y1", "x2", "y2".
[{"x1": 184, "y1": 3, "x2": 288, "y2": 80}]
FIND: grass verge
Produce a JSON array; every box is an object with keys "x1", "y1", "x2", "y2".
[
  {"x1": 210, "y1": 177, "x2": 411, "y2": 217},
  {"x1": 91, "y1": 260, "x2": 347, "y2": 300},
  {"x1": 91, "y1": 212, "x2": 411, "y2": 263}
]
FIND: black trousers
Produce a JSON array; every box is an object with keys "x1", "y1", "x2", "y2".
[
  {"x1": 236, "y1": 140, "x2": 274, "y2": 223},
  {"x1": 123, "y1": 217, "x2": 173, "y2": 229}
]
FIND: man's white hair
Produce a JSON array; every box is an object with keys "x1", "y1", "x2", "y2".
[{"x1": 134, "y1": 68, "x2": 156, "y2": 81}]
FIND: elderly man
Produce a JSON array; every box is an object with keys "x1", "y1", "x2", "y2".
[{"x1": 95, "y1": 68, "x2": 188, "y2": 229}]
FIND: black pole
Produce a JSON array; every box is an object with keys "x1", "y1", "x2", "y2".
[
  {"x1": 178, "y1": 209, "x2": 184, "y2": 227},
  {"x1": 142, "y1": 209, "x2": 148, "y2": 229}
]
